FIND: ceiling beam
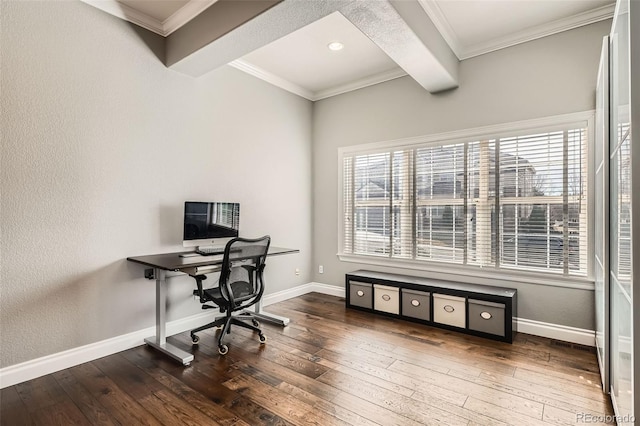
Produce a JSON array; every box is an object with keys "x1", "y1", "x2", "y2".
[
  {"x1": 167, "y1": 0, "x2": 458, "y2": 94},
  {"x1": 340, "y1": 0, "x2": 458, "y2": 93},
  {"x1": 167, "y1": 0, "x2": 352, "y2": 76}
]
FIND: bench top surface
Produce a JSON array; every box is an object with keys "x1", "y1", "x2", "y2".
[{"x1": 347, "y1": 270, "x2": 517, "y2": 298}]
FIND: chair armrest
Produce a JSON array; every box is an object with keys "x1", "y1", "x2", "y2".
[{"x1": 192, "y1": 275, "x2": 208, "y2": 303}]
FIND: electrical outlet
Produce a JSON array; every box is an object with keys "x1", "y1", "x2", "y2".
[
  {"x1": 295, "y1": 268, "x2": 300, "y2": 276},
  {"x1": 319, "y1": 265, "x2": 324, "y2": 274}
]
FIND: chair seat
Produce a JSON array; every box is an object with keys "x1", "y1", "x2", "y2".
[{"x1": 203, "y1": 281, "x2": 254, "y2": 306}]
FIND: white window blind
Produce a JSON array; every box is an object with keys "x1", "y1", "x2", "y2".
[
  {"x1": 341, "y1": 121, "x2": 590, "y2": 278},
  {"x1": 415, "y1": 144, "x2": 465, "y2": 263}
]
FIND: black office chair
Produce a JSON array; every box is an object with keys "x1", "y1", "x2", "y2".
[{"x1": 189, "y1": 235, "x2": 271, "y2": 355}]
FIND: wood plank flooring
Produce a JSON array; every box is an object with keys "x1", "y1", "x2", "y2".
[{"x1": 1, "y1": 293, "x2": 614, "y2": 425}]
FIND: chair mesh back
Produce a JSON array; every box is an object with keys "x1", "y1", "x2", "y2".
[{"x1": 221, "y1": 236, "x2": 270, "y2": 306}]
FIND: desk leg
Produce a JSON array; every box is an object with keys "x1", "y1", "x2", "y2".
[
  {"x1": 247, "y1": 299, "x2": 290, "y2": 326},
  {"x1": 144, "y1": 268, "x2": 194, "y2": 365}
]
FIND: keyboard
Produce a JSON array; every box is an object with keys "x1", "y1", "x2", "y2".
[{"x1": 196, "y1": 247, "x2": 224, "y2": 256}]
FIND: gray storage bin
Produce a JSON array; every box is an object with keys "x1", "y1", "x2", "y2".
[
  {"x1": 468, "y1": 299, "x2": 505, "y2": 337},
  {"x1": 349, "y1": 281, "x2": 373, "y2": 309},
  {"x1": 401, "y1": 289, "x2": 431, "y2": 321}
]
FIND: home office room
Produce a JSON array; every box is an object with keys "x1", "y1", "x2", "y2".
[{"x1": 1, "y1": 0, "x2": 638, "y2": 425}]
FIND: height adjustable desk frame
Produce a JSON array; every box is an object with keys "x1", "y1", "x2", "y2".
[{"x1": 127, "y1": 247, "x2": 299, "y2": 365}]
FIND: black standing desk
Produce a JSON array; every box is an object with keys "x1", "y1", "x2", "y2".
[{"x1": 127, "y1": 246, "x2": 299, "y2": 365}]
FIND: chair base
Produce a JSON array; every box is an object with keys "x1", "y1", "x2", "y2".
[{"x1": 190, "y1": 311, "x2": 265, "y2": 354}]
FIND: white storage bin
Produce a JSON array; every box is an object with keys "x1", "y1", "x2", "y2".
[
  {"x1": 374, "y1": 284, "x2": 400, "y2": 315},
  {"x1": 433, "y1": 293, "x2": 466, "y2": 329}
]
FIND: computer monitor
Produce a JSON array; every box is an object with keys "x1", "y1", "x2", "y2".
[{"x1": 183, "y1": 201, "x2": 240, "y2": 248}]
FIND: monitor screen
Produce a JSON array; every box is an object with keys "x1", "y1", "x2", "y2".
[{"x1": 183, "y1": 201, "x2": 240, "y2": 247}]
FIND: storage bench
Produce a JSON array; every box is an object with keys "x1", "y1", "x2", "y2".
[{"x1": 345, "y1": 270, "x2": 517, "y2": 343}]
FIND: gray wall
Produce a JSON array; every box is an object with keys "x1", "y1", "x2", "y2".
[
  {"x1": 1, "y1": 1, "x2": 312, "y2": 368},
  {"x1": 0, "y1": 0, "x2": 612, "y2": 369},
  {"x1": 311, "y1": 20, "x2": 612, "y2": 330}
]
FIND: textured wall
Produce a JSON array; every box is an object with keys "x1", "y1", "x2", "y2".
[
  {"x1": 311, "y1": 20, "x2": 612, "y2": 330},
  {"x1": 0, "y1": 1, "x2": 312, "y2": 368}
]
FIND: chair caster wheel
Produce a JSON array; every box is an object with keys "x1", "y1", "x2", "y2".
[
  {"x1": 252, "y1": 319, "x2": 260, "y2": 327},
  {"x1": 258, "y1": 334, "x2": 267, "y2": 344},
  {"x1": 191, "y1": 334, "x2": 199, "y2": 345},
  {"x1": 218, "y1": 345, "x2": 229, "y2": 355}
]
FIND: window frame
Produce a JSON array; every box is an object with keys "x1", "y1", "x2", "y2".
[{"x1": 337, "y1": 112, "x2": 595, "y2": 290}]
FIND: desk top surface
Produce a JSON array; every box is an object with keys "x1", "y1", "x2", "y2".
[{"x1": 127, "y1": 246, "x2": 299, "y2": 272}]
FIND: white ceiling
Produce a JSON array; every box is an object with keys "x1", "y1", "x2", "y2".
[
  {"x1": 236, "y1": 12, "x2": 405, "y2": 100},
  {"x1": 420, "y1": 0, "x2": 615, "y2": 59},
  {"x1": 88, "y1": 0, "x2": 616, "y2": 100}
]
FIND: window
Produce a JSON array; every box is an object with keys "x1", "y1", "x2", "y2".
[{"x1": 340, "y1": 115, "x2": 591, "y2": 278}]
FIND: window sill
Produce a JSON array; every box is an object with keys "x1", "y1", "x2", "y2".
[{"x1": 337, "y1": 253, "x2": 595, "y2": 291}]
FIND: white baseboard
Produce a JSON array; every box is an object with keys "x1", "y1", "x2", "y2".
[
  {"x1": 261, "y1": 283, "x2": 319, "y2": 306},
  {"x1": 262, "y1": 282, "x2": 345, "y2": 307},
  {"x1": 514, "y1": 317, "x2": 595, "y2": 346},
  {"x1": 0, "y1": 281, "x2": 595, "y2": 388},
  {"x1": 0, "y1": 311, "x2": 215, "y2": 389}
]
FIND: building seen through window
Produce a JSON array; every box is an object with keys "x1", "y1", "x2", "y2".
[{"x1": 342, "y1": 126, "x2": 588, "y2": 277}]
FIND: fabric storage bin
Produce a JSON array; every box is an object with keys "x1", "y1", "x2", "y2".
[
  {"x1": 468, "y1": 299, "x2": 505, "y2": 337},
  {"x1": 433, "y1": 293, "x2": 466, "y2": 328},
  {"x1": 349, "y1": 282, "x2": 373, "y2": 309},
  {"x1": 401, "y1": 289, "x2": 431, "y2": 321},
  {"x1": 374, "y1": 284, "x2": 400, "y2": 314}
]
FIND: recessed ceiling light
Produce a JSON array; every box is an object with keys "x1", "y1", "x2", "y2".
[{"x1": 327, "y1": 41, "x2": 344, "y2": 51}]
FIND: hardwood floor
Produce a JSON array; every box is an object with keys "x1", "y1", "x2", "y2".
[{"x1": 1, "y1": 293, "x2": 614, "y2": 425}]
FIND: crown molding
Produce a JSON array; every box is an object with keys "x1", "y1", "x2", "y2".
[
  {"x1": 82, "y1": 0, "x2": 164, "y2": 35},
  {"x1": 459, "y1": 3, "x2": 615, "y2": 60},
  {"x1": 313, "y1": 68, "x2": 407, "y2": 101},
  {"x1": 81, "y1": 0, "x2": 217, "y2": 37},
  {"x1": 418, "y1": 0, "x2": 615, "y2": 60},
  {"x1": 229, "y1": 59, "x2": 316, "y2": 100},
  {"x1": 231, "y1": 60, "x2": 407, "y2": 102},
  {"x1": 162, "y1": 0, "x2": 218, "y2": 36}
]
